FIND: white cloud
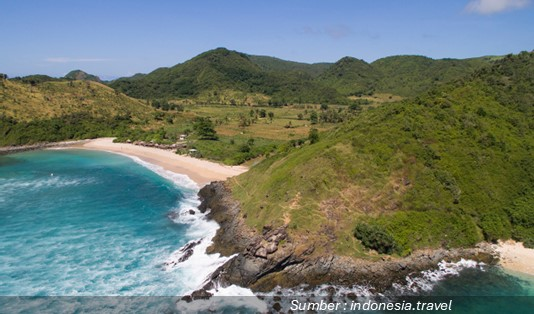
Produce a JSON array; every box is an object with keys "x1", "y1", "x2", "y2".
[
  {"x1": 465, "y1": 0, "x2": 531, "y2": 14},
  {"x1": 45, "y1": 57, "x2": 110, "y2": 63},
  {"x1": 325, "y1": 25, "x2": 352, "y2": 39}
]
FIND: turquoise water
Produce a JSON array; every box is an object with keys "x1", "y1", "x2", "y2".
[
  {"x1": 0, "y1": 149, "x2": 223, "y2": 296},
  {"x1": 0, "y1": 149, "x2": 533, "y2": 313}
]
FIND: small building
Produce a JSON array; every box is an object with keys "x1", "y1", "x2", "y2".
[
  {"x1": 179, "y1": 134, "x2": 187, "y2": 141},
  {"x1": 188, "y1": 149, "x2": 200, "y2": 157}
]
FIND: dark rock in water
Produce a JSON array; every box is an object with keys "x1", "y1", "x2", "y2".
[
  {"x1": 163, "y1": 239, "x2": 203, "y2": 268},
  {"x1": 167, "y1": 211, "x2": 178, "y2": 220},
  {"x1": 176, "y1": 239, "x2": 202, "y2": 263},
  {"x1": 177, "y1": 249, "x2": 194, "y2": 263},
  {"x1": 179, "y1": 288, "x2": 214, "y2": 307},
  {"x1": 190, "y1": 289, "x2": 213, "y2": 300},
  {"x1": 188, "y1": 209, "x2": 195, "y2": 215}
]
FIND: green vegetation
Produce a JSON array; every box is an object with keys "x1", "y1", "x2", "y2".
[
  {"x1": 371, "y1": 55, "x2": 495, "y2": 97},
  {"x1": 109, "y1": 48, "x2": 494, "y2": 105},
  {"x1": 64, "y1": 70, "x2": 101, "y2": 82},
  {"x1": 193, "y1": 117, "x2": 218, "y2": 140},
  {"x1": 0, "y1": 79, "x2": 152, "y2": 121},
  {"x1": 317, "y1": 57, "x2": 380, "y2": 96},
  {"x1": 110, "y1": 48, "x2": 343, "y2": 104},
  {"x1": 183, "y1": 135, "x2": 281, "y2": 165},
  {"x1": 231, "y1": 51, "x2": 534, "y2": 256},
  {"x1": 0, "y1": 113, "x2": 137, "y2": 146},
  {"x1": 0, "y1": 78, "x2": 154, "y2": 146},
  {"x1": 354, "y1": 222, "x2": 396, "y2": 254},
  {"x1": 308, "y1": 128, "x2": 319, "y2": 144},
  {"x1": 2, "y1": 48, "x2": 532, "y2": 256},
  {"x1": 247, "y1": 54, "x2": 332, "y2": 77}
]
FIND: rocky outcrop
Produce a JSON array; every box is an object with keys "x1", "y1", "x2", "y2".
[
  {"x1": 162, "y1": 239, "x2": 203, "y2": 270},
  {"x1": 193, "y1": 181, "x2": 497, "y2": 295}
]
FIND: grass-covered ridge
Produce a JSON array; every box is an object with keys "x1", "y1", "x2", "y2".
[
  {"x1": 0, "y1": 78, "x2": 154, "y2": 146},
  {"x1": 230, "y1": 51, "x2": 534, "y2": 257}
]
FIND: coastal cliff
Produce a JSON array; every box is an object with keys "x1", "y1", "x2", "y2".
[{"x1": 195, "y1": 181, "x2": 497, "y2": 294}]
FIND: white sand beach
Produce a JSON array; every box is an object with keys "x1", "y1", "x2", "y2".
[
  {"x1": 494, "y1": 240, "x2": 534, "y2": 276},
  {"x1": 71, "y1": 138, "x2": 248, "y2": 187}
]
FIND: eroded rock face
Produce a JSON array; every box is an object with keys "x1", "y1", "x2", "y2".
[{"x1": 192, "y1": 181, "x2": 497, "y2": 295}]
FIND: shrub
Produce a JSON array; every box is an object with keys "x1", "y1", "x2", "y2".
[
  {"x1": 308, "y1": 128, "x2": 319, "y2": 144},
  {"x1": 479, "y1": 210, "x2": 512, "y2": 243},
  {"x1": 354, "y1": 222, "x2": 397, "y2": 254}
]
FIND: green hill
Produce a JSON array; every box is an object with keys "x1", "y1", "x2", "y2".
[
  {"x1": 110, "y1": 48, "x2": 341, "y2": 104},
  {"x1": 110, "y1": 48, "x2": 493, "y2": 104},
  {"x1": 0, "y1": 78, "x2": 153, "y2": 146},
  {"x1": 230, "y1": 51, "x2": 534, "y2": 257},
  {"x1": 317, "y1": 56, "x2": 381, "y2": 96},
  {"x1": 248, "y1": 54, "x2": 332, "y2": 77},
  {"x1": 64, "y1": 69, "x2": 102, "y2": 82},
  {"x1": 372, "y1": 55, "x2": 495, "y2": 97}
]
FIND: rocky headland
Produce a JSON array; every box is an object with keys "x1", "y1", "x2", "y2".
[{"x1": 190, "y1": 181, "x2": 497, "y2": 297}]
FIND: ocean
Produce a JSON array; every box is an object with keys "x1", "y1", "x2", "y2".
[{"x1": 0, "y1": 149, "x2": 532, "y2": 313}]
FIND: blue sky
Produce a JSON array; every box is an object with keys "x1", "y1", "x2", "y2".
[{"x1": 1, "y1": 0, "x2": 533, "y2": 79}]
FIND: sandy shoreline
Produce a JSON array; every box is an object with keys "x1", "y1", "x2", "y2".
[
  {"x1": 494, "y1": 240, "x2": 534, "y2": 277},
  {"x1": 67, "y1": 137, "x2": 248, "y2": 187}
]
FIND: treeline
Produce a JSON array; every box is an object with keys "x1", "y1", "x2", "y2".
[{"x1": 0, "y1": 113, "x2": 136, "y2": 146}]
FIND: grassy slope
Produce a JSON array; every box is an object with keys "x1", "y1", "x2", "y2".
[
  {"x1": 150, "y1": 103, "x2": 353, "y2": 165},
  {"x1": 230, "y1": 51, "x2": 534, "y2": 257},
  {"x1": 0, "y1": 79, "x2": 154, "y2": 146},
  {"x1": 0, "y1": 79, "x2": 151, "y2": 121}
]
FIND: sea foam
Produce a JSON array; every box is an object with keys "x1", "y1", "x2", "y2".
[{"x1": 122, "y1": 153, "x2": 256, "y2": 296}]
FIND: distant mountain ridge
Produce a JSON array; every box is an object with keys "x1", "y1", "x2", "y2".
[
  {"x1": 109, "y1": 48, "x2": 497, "y2": 102},
  {"x1": 64, "y1": 70, "x2": 101, "y2": 82}
]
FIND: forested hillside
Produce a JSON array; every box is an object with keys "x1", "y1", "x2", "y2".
[
  {"x1": 230, "y1": 51, "x2": 534, "y2": 257},
  {"x1": 109, "y1": 48, "x2": 493, "y2": 104},
  {"x1": 109, "y1": 48, "x2": 342, "y2": 104}
]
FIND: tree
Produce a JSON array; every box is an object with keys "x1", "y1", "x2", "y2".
[
  {"x1": 320, "y1": 103, "x2": 329, "y2": 110},
  {"x1": 193, "y1": 117, "x2": 218, "y2": 140},
  {"x1": 349, "y1": 103, "x2": 361, "y2": 112},
  {"x1": 308, "y1": 128, "x2": 319, "y2": 144},
  {"x1": 268, "y1": 111, "x2": 274, "y2": 122},
  {"x1": 354, "y1": 222, "x2": 397, "y2": 254},
  {"x1": 310, "y1": 110, "x2": 318, "y2": 124},
  {"x1": 259, "y1": 109, "x2": 267, "y2": 118}
]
